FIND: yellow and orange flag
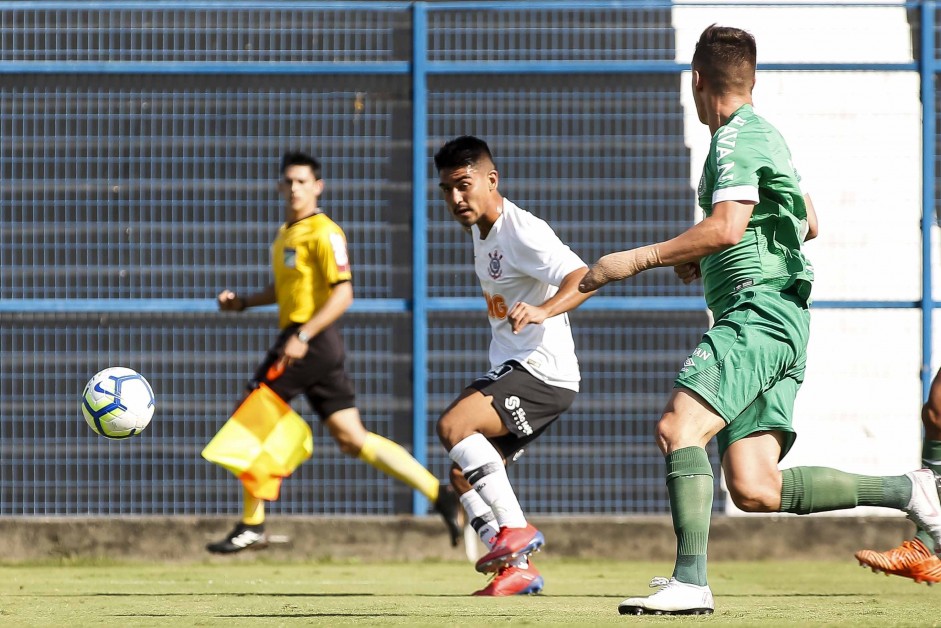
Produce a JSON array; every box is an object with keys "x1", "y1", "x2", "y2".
[{"x1": 201, "y1": 383, "x2": 313, "y2": 500}]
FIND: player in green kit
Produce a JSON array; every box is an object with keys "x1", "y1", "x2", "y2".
[{"x1": 579, "y1": 24, "x2": 941, "y2": 615}]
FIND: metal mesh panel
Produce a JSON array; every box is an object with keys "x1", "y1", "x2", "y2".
[
  {"x1": 427, "y1": 6, "x2": 675, "y2": 62},
  {"x1": 426, "y1": 74, "x2": 695, "y2": 299},
  {"x1": 0, "y1": 311, "x2": 411, "y2": 515},
  {"x1": 0, "y1": 1, "x2": 929, "y2": 519},
  {"x1": 0, "y1": 5, "x2": 408, "y2": 63},
  {"x1": 0, "y1": 74, "x2": 409, "y2": 301}
]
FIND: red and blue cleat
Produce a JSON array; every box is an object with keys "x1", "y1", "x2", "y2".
[
  {"x1": 474, "y1": 523, "x2": 545, "y2": 573},
  {"x1": 473, "y1": 562, "x2": 544, "y2": 596}
]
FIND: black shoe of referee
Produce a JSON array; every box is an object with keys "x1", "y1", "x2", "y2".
[
  {"x1": 434, "y1": 483, "x2": 463, "y2": 547},
  {"x1": 206, "y1": 522, "x2": 269, "y2": 554}
]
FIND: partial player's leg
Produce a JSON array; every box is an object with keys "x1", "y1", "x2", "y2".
[
  {"x1": 438, "y1": 363, "x2": 571, "y2": 577},
  {"x1": 324, "y1": 405, "x2": 462, "y2": 546},
  {"x1": 618, "y1": 387, "x2": 723, "y2": 616},
  {"x1": 206, "y1": 485, "x2": 270, "y2": 553},
  {"x1": 450, "y1": 455, "x2": 544, "y2": 597},
  {"x1": 207, "y1": 343, "x2": 291, "y2": 555},
  {"x1": 438, "y1": 388, "x2": 543, "y2": 574},
  {"x1": 748, "y1": 375, "x2": 941, "y2": 553},
  {"x1": 718, "y1": 376, "x2": 941, "y2": 577},
  {"x1": 620, "y1": 292, "x2": 807, "y2": 615},
  {"x1": 855, "y1": 367, "x2": 941, "y2": 583},
  {"x1": 302, "y1": 345, "x2": 460, "y2": 546},
  {"x1": 452, "y1": 465, "x2": 544, "y2": 596},
  {"x1": 773, "y1": 466, "x2": 940, "y2": 545}
]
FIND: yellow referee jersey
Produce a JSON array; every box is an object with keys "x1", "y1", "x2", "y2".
[{"x1": 271, "y1": 212, "x2": 352, "y2": 330}]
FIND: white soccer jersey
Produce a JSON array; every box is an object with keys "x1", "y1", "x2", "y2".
[{"x1": 471, "y1": 199, "x2": 586, "y2": 391}]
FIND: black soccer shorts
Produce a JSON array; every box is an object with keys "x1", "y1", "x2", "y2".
[{"x1": 468, "y1": 360, "x2": 576, "y2": 461}]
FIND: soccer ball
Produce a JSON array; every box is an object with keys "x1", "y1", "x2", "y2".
[{"x1": 81, "y1": 367, "x2": 156, "y2": 439}]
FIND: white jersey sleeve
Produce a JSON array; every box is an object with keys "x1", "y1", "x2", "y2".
[{"x1": 505, "y1": 209, "x2": 587, "y2": 286}]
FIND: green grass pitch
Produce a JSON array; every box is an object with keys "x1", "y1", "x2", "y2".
[{"x1": 1, "y1": 558, "x2": 938, "y2": 626}]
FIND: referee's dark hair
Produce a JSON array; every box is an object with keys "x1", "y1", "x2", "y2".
[
  {"x1": 433, "y1": 136, "x2": 495, "y2": 172},
  {"x1": 280, "y1": 151, "x2": 322, "y2": 179}
]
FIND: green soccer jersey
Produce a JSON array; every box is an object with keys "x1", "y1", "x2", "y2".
[{"x1": 697, "y1": 104, "x2": 814, "y2": 316}]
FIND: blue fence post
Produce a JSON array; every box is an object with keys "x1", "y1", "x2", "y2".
[
  {"x1": 922, "y1": 0, "x2": 936, "y2": 401},
  {"x1": 411, "y1": 1, "x2": 430, "y2": 516}
]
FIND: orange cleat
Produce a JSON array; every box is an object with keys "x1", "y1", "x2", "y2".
[
  {"x1": 473, "y1": 562, "x2": 544, "y2": 596},
  {"x1": 855, "y1": 538, "x2": 937, "y2": 582},
  {"x1": 908, "y1": 555, "x2": 941, "y2": 585}
]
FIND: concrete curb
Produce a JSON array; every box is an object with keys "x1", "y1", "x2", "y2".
[{"x1": 0, "y1": 515, "x2": 914, "y2": 563}]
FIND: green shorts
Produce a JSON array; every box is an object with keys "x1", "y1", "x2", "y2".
[{"x1": 674, "y1": 288, "x2": 810, "y2": 461}]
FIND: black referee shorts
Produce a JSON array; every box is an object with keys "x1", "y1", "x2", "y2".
[{"x1": 250, "y1": 323, "x2": 357, "y2": 419}]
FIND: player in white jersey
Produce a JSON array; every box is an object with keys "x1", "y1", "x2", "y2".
[
  {"x1": 433, "y1": 135, "x2": 594, "y2": 596},
  {"x1": 472, "y1": 197, "x2": 583, "y2": 391}
]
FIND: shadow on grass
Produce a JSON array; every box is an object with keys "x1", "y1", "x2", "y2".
[
  {"x1": 418, "y1": 593, "x2": 878, "y2": 599},
  {"x1": 109, "y1": 614, "x2": 411, "y2": 619},
  {"x1": 5, "y1": 592, "x2": 373, "y2": 598},
  {"x1": 720, "y1": 593, "x2": 875, "y2": 598},
  {"x1": 6, "y1": 592, "x2": 879, "y2": 599}
]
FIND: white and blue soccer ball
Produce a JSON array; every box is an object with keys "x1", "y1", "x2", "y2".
[{"x1": 81, "y1": 367, "x2": 156, "y2": 439}]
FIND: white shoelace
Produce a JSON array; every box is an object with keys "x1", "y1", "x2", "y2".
[{"x1": 648, "y1": 576, "x2": 670, "y2": 589}]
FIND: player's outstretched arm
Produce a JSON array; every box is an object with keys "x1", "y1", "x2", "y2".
[
  {"x1": 508, "y1": 267, "x2": 594, "y2": 334},
  {"x1": 578, "y1": 245, "x2": 662, "y2": 293},
  {"x1": 578, "y1": 200, "x2": 754, "y2": 293},
  {"x1": 217, "y1": 283, "x2": 276, "y2": 311}
]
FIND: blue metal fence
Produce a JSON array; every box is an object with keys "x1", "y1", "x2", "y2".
[{"x1": 0, "y1": 1, "x2": 934, "y2": 517}]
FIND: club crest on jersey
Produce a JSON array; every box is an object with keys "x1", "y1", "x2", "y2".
[
  {"x1": 488, "y1": 250, "x2": 503, "y2": 279},
  {"x1": 283, "y1": 248, "x2": 297, "y2": 268}
]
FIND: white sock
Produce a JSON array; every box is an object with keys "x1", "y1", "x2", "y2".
[
  {"x1": 460, "y1": 489, "x2": 499, "y2": 548},
  {"x1": 449, "y1": 433, "x2": 527, "y2": 529}
]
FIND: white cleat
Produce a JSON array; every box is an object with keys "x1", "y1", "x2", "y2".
[
  {"x1": 904, "y1": 469, "x2": 941, "y2": 553},
  {"x1": 618, "y1": 577, "x2": 714, "y2": 616}
]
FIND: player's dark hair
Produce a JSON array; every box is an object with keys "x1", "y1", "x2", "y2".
[
  {"x1": 433, "y1": 135, "x2": 495, "y2": 172},
  {"x1": 280, "y1": 151, "x2": 322, "y2": 179},
  {"x1": 692, "y1": 25, "x2": 757, "y2": 94}
]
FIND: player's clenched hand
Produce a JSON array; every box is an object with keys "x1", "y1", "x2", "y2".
[
  {"x1": 578, "y1": 245, "x2": 663, "y2": 293},
  {"x1": 508, "y1": 301, "x2": 547, "y2": 334},
  {"x1": 673, "y1": 262, "x2": 701, "y2": 284},
  {"x1": 282, "y1": 335, "x2": 309, "y2": 364},
  {"x1": 217, "y1": 289, "x2": 244, "y2": 312}
]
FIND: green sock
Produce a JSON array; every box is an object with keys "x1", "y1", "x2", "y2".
[
  {"x1": 666, "y1": 447, "x2": 714, "y2": 587},
  {"x1": 780, "y1": 467, "x2": 911, "y2": 514},
  {"x1": 916, "y1": 440, "x2": 941, "y2": 552}
]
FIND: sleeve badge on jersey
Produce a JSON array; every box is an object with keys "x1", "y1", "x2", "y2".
[{"x1": 329, "y1": 233, "x2": 350, "y2": 272}]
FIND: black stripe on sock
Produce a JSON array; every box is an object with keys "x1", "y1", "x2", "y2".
[
  {"x1": 470, "y1": 512, "x2": 496, "y2": 532},
  {"x1": 464, "y1": 462, "x2": 502, "y2": 485}
]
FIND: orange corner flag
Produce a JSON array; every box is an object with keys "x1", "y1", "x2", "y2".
[{"x1": 201, "y1": 384, "x2": 313, "y2": 500}]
